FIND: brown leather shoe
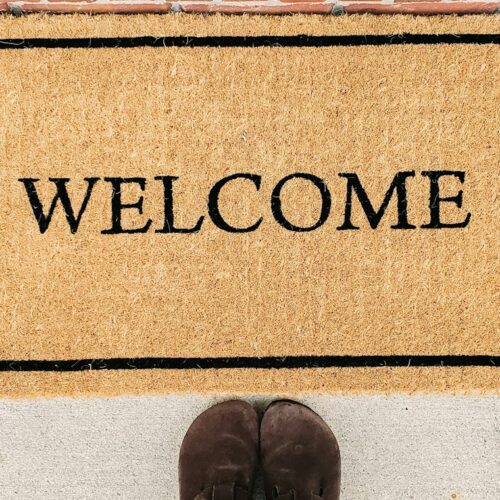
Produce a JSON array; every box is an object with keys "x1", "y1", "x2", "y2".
[
  {"x1": 179, "y1": 400, "x2": 259, "y2": 500},
  {"x1": 260, "y1": 400, "x2": 341, "y2": 500}
]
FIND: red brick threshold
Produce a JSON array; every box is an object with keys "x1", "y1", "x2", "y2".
[{"x1": 1, "y1": 1, "x2": 499, "y2": 16}]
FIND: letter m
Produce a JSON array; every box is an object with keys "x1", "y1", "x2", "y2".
[
  {"x1": 337, "y1": 171, "x2": 416, "y2": 230},
  {"x1": 19, "y1": 178, "x2": 99, "y2": 234}
]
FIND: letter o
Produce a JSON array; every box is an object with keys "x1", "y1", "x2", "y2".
[{"x1": 271, "y1": 173, "x2": 331, "y2": 232}]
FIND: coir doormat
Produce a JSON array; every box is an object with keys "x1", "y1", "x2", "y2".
[{"x1": 0, "y1": 14, "x2": 498, "y2": 398}]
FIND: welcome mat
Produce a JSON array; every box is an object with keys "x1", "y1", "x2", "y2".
[{"x1": 0, "y1": 14, "x2": 498, "y2": 398}]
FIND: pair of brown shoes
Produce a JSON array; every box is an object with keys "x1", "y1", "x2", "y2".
[{"x1": 179, "y1": 400, "x2": 341, "y2": 500}]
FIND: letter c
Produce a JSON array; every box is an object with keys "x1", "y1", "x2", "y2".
[{"x1": 208, "y1": 173, "x2": 263, "y2": 233}]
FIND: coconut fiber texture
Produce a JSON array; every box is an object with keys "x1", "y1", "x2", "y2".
[{"x1": 0, "y1": 14, "x2": 498, "y2": 398}]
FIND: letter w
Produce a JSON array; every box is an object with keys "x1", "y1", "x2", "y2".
[{"x1": 19, "y1": 178, "x2": 99, "y2": 234}]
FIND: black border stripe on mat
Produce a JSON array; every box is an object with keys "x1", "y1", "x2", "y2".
[
  {"x1": 0, "y1": 356, "x2": 497, "y2": 372},
  {"x1": 0, "y1": 33, "x2": 498, "y2": 49}
]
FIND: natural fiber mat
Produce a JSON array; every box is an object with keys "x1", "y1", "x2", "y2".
[{"x1": 0, "y1": 14, "x2": 498, "y2": 398}]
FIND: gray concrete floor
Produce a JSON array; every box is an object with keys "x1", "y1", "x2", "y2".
[{"x1": 0, "y1": 395, "x2": 498, "y2": 499}]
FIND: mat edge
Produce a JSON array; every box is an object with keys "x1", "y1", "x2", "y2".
[
  {"x1": 1, "y1": 367, "x2": 498, "y2": 399},
  {"x1": 1, "y1": 13, "x2": 499, "y2": 39}
]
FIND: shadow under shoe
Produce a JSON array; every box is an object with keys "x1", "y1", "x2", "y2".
[
  {"x1": 260, "y1": 400, "x2": 341, "y2": 500},
  {"x1": 179, "y1": 400, "x2": 259, "y2": 500}
]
